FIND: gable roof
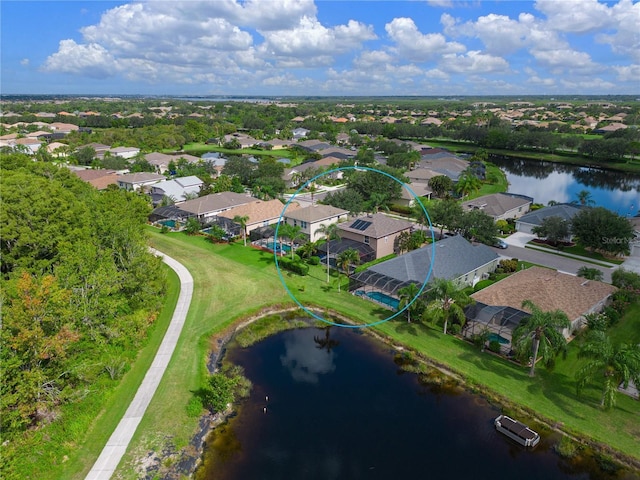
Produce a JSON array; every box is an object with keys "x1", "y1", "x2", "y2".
[
  {"x1": 471, "y1": 266, "x2": 617, "y2": 321},
  {"x1": 177, "y1": 192, "x2": 256, "y2": 215},
  {"x1": 401, "y1": 182, "x2": 432, "y2": 200},
  {"x1": 338, "y1": 213, "x2": 413, "y2": 238},
  {"x1": 117, "y1": 172, "x2": 165, "y2": 184},
  {"x1": 219, "y1": 199, "x2": 299, "y2": 226},
  {"x1": 462, "y1": 193, "x2": 533, "y2": 218},
  {"x1": 516, "y1": 203, "x2": 582, "y2": 226},
  {"x1": 284, "y1": 204, "x2": 349, "y2": 223},
  {"x1": 366, "y1": 235, "x2": 498, "y2": 283},
  {"x1": 151, "y1": 176, "x2": 203, "y2": 201}
]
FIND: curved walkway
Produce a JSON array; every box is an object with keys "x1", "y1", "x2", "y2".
[{"x1": 86, "y1": 249, "x2": 193, "y2": 480}]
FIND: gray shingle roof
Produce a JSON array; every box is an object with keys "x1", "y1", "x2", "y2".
[
  {"x1": 516, "y1": 203, "x2": 582, "y2": 226},
  {"x1": 367, "y1": 235, "x2": 499, "y2": 283}
]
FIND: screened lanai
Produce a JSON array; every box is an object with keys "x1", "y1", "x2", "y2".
[
  {"x1": 350, "y1": 269, "x2": 421, "y2": 296},
  {"x1": 463, "y1": 301, "x2": 530, "y2": 350}
]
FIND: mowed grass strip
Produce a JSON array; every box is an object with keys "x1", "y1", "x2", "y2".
[{"x1": 116, "y1": 229, "x2": 639, "y2": 478}]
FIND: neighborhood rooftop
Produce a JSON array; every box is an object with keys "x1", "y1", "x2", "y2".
[
  {"x1": 471, "y1": 266, "x2": 617, "y2": 322},
  {"x1": 338, "y1": 213, "x2": 414, "y2": 238}
]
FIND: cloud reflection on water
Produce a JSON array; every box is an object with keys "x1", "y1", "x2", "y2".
[{"x1": 280, "y1": 329, "x2": 336, "y2": 384}]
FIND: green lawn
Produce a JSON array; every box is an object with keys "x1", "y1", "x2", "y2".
[
  {"x1": 180, "y1": 142, "x2": 301, "y2": 163},
  {"x1": 562, "y1": 244, "x2": 625, "y2": 265},
  {"x1": 110, "y1": 230, "x2": 639, "y2": 477},
  {"x1": 466, "y1": 162, "x2": 509, "y2": 199}
]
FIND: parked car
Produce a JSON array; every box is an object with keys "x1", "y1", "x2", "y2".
[{"x1": 494, "y1": 239, "x2": 508, "y2": 249}]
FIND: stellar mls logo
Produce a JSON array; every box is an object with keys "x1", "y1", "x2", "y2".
[{"x1": 601, "y1": 237, "x2": 631, "y2": 245}]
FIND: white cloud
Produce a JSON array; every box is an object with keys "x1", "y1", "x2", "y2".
[
  {"x1": 42, "y1": 39, "x2": 117, "y2": 78},
  {"x1": 534, "y1": 0, "x2": 612, "y2": 33},
  {"x1": 260, "y1": 16, "x2": 375, "y2": 61},
  {"x1": 42, "y1": 0, "x2": 374, "y2": 89},
  {"x1": 427, "y1": 0, "x2": 454, "y2": 7},
  {"x1": 442, "y1": 13, "x2": 530, "y2": 55},
  {"x1": 614, "y1": 64, "x2": 640, "y2": 82},
  {"x1": 385, "y1": 17, "x2": 465, "y2": 62},
  {"x1": 20, "y1": 58, "x2": 29, "y2": 67},
  {"x1": 440, "y1": 51, "x2": 510, "y2": 74}
]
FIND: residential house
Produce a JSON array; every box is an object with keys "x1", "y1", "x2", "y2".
[
  {"x1": 202, "y1": 152, "x2": 227, "y2": 176},
  {"x1": 172, "y1": 191, "x2": 256, "y2": 222},
  {"x1": 283, "y1": 204, "x2": 350, "y2": 242},
  {"x1": 396, "y1": 182, "x2": 432, "y2": 208},
  {"x1": 116, "y1": 172, "x2": 165, "y2": 191},
  {"x1": 72, "y1": 168, "x2": 119, "y2": 190},
  {"x1": 150, "y1": 176, "x2": 204, "y2": 205},
  {"x1": 145, "y1": 152, "x2": 175, "y2": 173},
  {"x1": 461, "y1": 193, "x2": 533, "y2": 221},
  {"x1": 218, "y1": 199, "x2": 300, "y2": 235},
  {"x1": 515, "y1": 203, "x2": 582, "y2": 236},
  {"x1": 109, "y1": 146, "x2": 140, "y2": 159},
  {"x1": 292, "y1": 127, "x2": 310, "y2": 139},
  {"x1": 338, "y1": 213, "x2": 414, "y2": 259},
  {"x1": 350, "y1": 234, "x2": 500, "y2": 298},
  {"x1": 468, "y1": 267, "x2": 617, "y2": 341}
]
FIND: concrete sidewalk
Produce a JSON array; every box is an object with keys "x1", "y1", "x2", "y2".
[{"x1": 85, "y1": 250, "x2": 193, "y2": 480}]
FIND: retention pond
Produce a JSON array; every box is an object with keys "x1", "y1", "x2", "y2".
[{"x1": 196, "y1": 326, "x2": 632, "y2": 480}]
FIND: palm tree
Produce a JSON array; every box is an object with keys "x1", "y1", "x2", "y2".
[
  {"x1": 307, "y1": 183, "x2": 318, "y2": 206},
  {"x1": 576, "y1": 330, "x2": 640, "y2": 409},
  {"x1": 317, "y1": 223, "x2": 339, "y2": 283},
  {"x1": 423, "y1": 278, "x2": 472, "y2": 334},
  {"x1": 576, "y1": 189, "x2": 595, "y2": 206},
  {"x1": 455, "y1": 170, "x2": 482, "y2": 198},
  {"x1": 512, "y1": 300, "x2": 570, "y2": 377},
  {"x1": 397, "y1": 282, "x2": 422, "y2": 323},
  {"x1": 367, "y1": 192, "x2": 389, "y2": 213},
  {"x1": 233, "y1": 215, "x2": 249, "y2": 246},
  {"x1": 335, "y1": 248, "x2": 360, "y2": 292},
  {"x1": 297, "y1": 240, "x2": 318, "y2": 260},
  {"x1": 286, "y1": 225, "x2": 305, "y2": 260}
]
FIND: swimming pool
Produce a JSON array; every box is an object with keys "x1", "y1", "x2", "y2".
[
  {"x1": 488, "y1": 333, "x2": 510, "y2": 345},
  {"x1": 355, "y1": 290, "x2": 400, "y2": 310}
]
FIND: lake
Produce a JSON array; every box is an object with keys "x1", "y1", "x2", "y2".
[
  {"x1": 489, "y1": 156, "x2": 640, "y2": 217},
  {"x1": 196, "y1": 326, "x2": 622, "y2": 480}
]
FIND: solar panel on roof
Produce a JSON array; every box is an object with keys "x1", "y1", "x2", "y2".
[{"x1": 351, "y1": 219, "x2": 372, "y2": 231}]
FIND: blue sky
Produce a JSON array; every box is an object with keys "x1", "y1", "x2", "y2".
[{"x1": 1, "y1": 0, "x2": 638, "y2": 96}]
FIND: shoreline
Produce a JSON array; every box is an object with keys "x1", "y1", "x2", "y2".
[{"x1": 143, "y1": 307, "x2": 640, "y2": 479}]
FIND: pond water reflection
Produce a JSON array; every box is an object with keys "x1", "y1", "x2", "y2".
[
  {"x1": 197, "y1": 327, "x2": 628, "y2": 480},
  {"x1": 489, "y1": 156, "x2": 640, "y2": 216}
]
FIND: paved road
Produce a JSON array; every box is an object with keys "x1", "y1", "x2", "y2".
[
  {"x1": 85, "y1": 250, "x2": 193, "y2": 480},
  {"x1": 491, "y1": 244, "x2": 617, "y2": 283}
]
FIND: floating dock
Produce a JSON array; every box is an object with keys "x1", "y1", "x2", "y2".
[{"x1": 494, "y1": 414, "x2": 540, "y2": 447}]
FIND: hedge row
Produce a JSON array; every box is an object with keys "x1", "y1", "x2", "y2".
[{"x1": 278, "y1": 257, "x2": 309, "y2": 276}]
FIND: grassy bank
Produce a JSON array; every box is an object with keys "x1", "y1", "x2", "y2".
[{"x1": 112, "y1": 230, "x2": 639, "y2": 477}]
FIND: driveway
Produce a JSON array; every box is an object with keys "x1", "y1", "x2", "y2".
[
  {"x1": 490, "y1": 243, "x2": 616, "y2": 284},
  {"x1": 502, "y1": 231, "x2": 536, "y2": 248},
  {"x1": 85, "y1": 250, "x2": 193, "y2": 480}
]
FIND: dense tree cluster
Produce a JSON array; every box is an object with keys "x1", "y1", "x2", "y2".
[{"x1": 0, "y1": 154, "x2": 166, "y2": 439}]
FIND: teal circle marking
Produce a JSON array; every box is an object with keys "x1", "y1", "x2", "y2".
[{"x1": 275, "y1": 166, "x2": 435, "y2": 328}]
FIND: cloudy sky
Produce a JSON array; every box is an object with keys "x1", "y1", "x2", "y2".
[{"x1": 1, "y1": 0, "x2": 638, "y2": 96}]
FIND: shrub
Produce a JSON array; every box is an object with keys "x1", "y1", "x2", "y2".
[
  {"x1": 488, "y1": 340, "x2": 501, "y2": 353},
  {"x1": 498, "y1": 259, "x2": 518, "y2": 273},
  {"x1": 307, "y1": 255, "x2": 320, "y2": 265},
  {"x1": 554, "y1": 436, "x2": 579, "y2": 458},
  {"x1": 449, "y1": 323, "x2": 462, "y2": 335},
  {"x1": 160, "y1": 224, "x2": 170, "y2": 234},
  {"x1": 278, "y1": 257, "x2": 309, "y2": 276},
  {"x1": 473, "y1": 279, "x2": 494, "y2": 292}
]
